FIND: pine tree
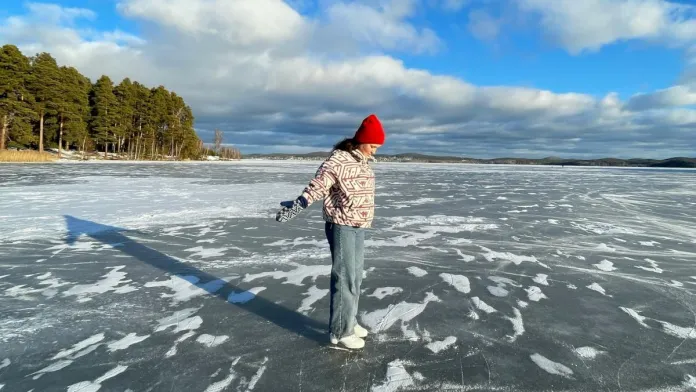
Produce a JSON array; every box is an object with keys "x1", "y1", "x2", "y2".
[
  {"x1": 114, "y1": 78, "x2": 137, "y2": 158},
  {"x1": 89, "y1": 75, "x2": 117, "y2": 157},
  {"x1": 27, "y1": 52, "x2": 61, "y2": 153},
  {"x1": 56, "y1": 66, "x2": 90, "y2": 157},
  {"x1": 0, "y1": 44, "x2": 35, "y2": 150}
]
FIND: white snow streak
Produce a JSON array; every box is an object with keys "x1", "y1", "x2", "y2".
[{"x1": 530, "y1": 353, "x2": 574, "y2": 379}]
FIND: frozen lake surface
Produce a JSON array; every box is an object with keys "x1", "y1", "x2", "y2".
[{"x1": 1, "y1": 161, "x2": 695, "y2": 391}]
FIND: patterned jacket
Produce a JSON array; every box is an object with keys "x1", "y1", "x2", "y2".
[{"x1": 301, "y1": 149, "x2": 376, "y2": 228}]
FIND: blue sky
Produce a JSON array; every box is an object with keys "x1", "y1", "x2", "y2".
[{"x1": 1, "y1": 0, "x2": 695, "y2": 158}]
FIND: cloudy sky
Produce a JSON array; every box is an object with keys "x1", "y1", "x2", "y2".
[{"x1": 1, "y1": 0, "x2": 695, "y2": 158}]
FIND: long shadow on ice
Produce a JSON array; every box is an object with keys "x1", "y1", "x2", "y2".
[{"x1": 63, "y1": 215, "x2": 328, "y2": 344}]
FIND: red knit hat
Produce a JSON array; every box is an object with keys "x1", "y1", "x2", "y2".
[{"x1": 353, "y1": 114, "x2": 385, "y2": 145}]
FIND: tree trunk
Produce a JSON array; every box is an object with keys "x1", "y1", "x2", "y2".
[
  {"x1": 151, "y1": 139, "x2": 155, "y2": 160},
  {"x1": 81, "y1": 137, "x2": 86, "y2": 160},
  {"x1": 58, "y1": 118, "x2": 64, "y2": 159},
  {"x1": 104, "y1": 141, "x2": 108, "y2": 159},
  {"x1": 0, "y1": 114, "x2": 8, "y2": 150},
  {"x1": 39, "y1": 113, "x2": 44, "y2": 153}
]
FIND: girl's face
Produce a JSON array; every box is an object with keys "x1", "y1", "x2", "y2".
[{"x1": 358, "y1": 143, "x2": 381, "y2": 157}]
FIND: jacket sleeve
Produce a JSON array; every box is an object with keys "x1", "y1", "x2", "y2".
[{"x1": 300, "y1": 159, "x2": 338, "y2": 205}]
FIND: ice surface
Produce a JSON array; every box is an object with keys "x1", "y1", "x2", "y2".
[{"x1": 1, "y1": 161, "x2": 695, "y2": 391}]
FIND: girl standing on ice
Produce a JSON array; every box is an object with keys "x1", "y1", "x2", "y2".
[{"x1": 275, "y1": 114, "x2": 385, "y2": 350}]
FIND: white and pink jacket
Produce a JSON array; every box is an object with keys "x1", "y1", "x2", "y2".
[{"x1": 301, "y1": 149, "x2": 376, "y2": 228}]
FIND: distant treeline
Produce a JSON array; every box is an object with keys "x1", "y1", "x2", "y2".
[
  {"x1": 0, "y1": 44, "x2": 208, "y2": 160},
  {"x1": 246, "y1": 152, "x2": 696, "y2": 168}
]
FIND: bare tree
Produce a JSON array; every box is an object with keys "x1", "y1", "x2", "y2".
[{"x1": 213, "y1": 129, "x2": 223, "y2": 154}]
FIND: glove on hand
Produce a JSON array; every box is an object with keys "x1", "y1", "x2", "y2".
[{"x1": 275, "y1": 196, "x2": 308, "y2": 223}]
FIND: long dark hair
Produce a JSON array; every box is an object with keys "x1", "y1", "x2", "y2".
[{"x1": 332, "y1": 137, "x2": 358, "y2": 152}]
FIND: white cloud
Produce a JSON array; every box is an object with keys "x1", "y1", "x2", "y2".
[
  {"x1": 516, "y1": 0, "x2": 696, "y2": 54},
  {"x1": 441, "y1": 0, "x2": 469, "y2": 12},
  {"x1": 627, "y1": 85, "x2": 696, "y2": 110},
  {"x1": 26, "y1": 2, "x2": 96, "y2": 24},
  {"x1": 467, "y1": 9, "x2": 502, "y2": 42},
  {"x1": 320, "y1": 0, "x2": 442, "y2": 54},
  {"x1": 1, "y1": 0, "x2": 694, "y2": 158}
]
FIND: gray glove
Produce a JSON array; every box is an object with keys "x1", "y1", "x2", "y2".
[{"x1": 275, "y1": 196, "x2": 308, "y2": 223}]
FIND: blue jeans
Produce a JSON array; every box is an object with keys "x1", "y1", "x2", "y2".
[{"x1": 325, "y1": 222, "x2": 365, "y2": 339}]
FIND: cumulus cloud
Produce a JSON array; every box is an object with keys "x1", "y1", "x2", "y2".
[
  {"x1": 516, "y1": 0, "x2": 696, "y2": 54},
  {"x1": 0, "y1": 0, "x2": 694, "y2": 158},
  {"x1": 467, "y1": 9, "x2": 502, "y2": 42}
]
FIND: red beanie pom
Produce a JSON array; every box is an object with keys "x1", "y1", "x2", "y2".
[{"x1": 353, "y1": 114, "x2": 385, "y2": 145}]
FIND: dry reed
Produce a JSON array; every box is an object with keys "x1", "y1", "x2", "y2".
[{"x1": 0, "y1": 150, "x2": 57, "y2": 163}]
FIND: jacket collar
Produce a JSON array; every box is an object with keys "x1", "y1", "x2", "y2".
[{"x1": 350, "y1": 149, "x2": 371, "y2": 163}]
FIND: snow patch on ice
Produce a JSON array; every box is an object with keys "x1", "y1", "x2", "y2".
[
  {"x1": 471, "y1": 297, "x2": 497, "y2": 314},
  {"x1": 184, "y1": 246, "x2": 228, "y2": 258},
  {"x1": 517, "y1": 300, "x2": 529, "y2": 308},
  {"x1": 371, "y1": 359, "x2": 416, "y2": 392},
  {"x1": 530, "y1": 353, "x2": 574, "y2": 379},
  {"x1": 30, "y1": 360, "x2": 73, "y2": 380},
  {"x1": 635, "y1": 258, "x2": 663, "y2": 274},
  {"x1": 246, "y1": 357, "x2": 269, "y2": 391},
  {"x1": 639, "y1": 240, "x2": 660, "y2": 247},
  {"x1": 575, "y1": 346, "x2": 606, "y2": 359},
  {"x1": 369, "y1": 287, "x2": 403, "y2": 300},
  {"x1": 487, "y1": 286, "x2": 509, "y2": 297},
  {"x1": 533, "y1": 274, "x2": 549, "y2": 286},
  {"x1": 425, "y1": 336, "x2": 457, "y2": 353},
  {"x1": 0, "y1": 358, "x2": 9, "y2": 370},
  {"x1": 593, "y1": 260, "x2": 616, "y2": 272},
  {"x1": 480, "y1": 246, "x2": 549, "y2": 268},
  {"x1": 52, "y1": 333, "x2": 105, "y2": 360},
  {"x1": 145, "y1": 275, "x2": 229, "y2": 304},
  {"x1": 453, "y1": 248, "x2": 475, "y2": 262},
  {"x1": 204, "y1": 357, "x2": 240, "y2": 392},
  {"x1": 67, "y1": 365, "x2": 128, "y2": 392},
  {"x1": 406, "y1": 266, "x2": 428, "y2": 277},
  {"x1": 361, "y1": 292, "x2": 440, "y2": 333},
  {"x1": 298, "y1": 285, "x2": 329, "y2": 314},
  {"x1": 596, "y1": 243, "x2": 616, "y2": 252},
  {"x1": 243, "y1": 264, "x2": 330, "y2": 286},
  {"x1": 228, "y1": 287, "x2": 266, "y2": 304},
  {"x1": 620, "y1": 307, "x2": 650, "y2": 328},
  {"x1": 440, "y1": 273, "x2": 471, "y2": 293},
  {"x1": 62, "y1": 266, "x2": 134, "y2": 302},
  {"x1": 525, "y1": 286, "x2": 547, "y2": 302},
  {"x1": 587, "y1": 283, "x2": 610, "y2": 296},
  {"x1": 107, "y1": 333, "x2": 149, "y2": 352},
  {"x1": 196, "y1": 334, "x2": 229, "y2": 347},
  {"x1": 505, "y1": 308, "x2": 524, "y2": 342},
  {"x1": 165, "y1": 331, "x2": 196, "y2": 357},
  {"x1": 488, "y1": 276, "x2": 520, "y2": 287},
  {"x1": 155, "y1": 308, "x2": 203, "y2": 333}
]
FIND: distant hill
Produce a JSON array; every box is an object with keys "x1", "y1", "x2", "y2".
[{"x1": 243, "y1": 152, "x2": 696, "y2": 168}]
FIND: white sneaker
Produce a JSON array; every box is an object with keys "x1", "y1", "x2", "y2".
[
  {"x1": 330, "y1": 325, "x2": 369, "y2": 344},
  {"x1": 354, "y1": 324, "x2": 368, "y2": 338},
  {"x1": 330, "y1": 334, "x2": 365, "y2": 349}
]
